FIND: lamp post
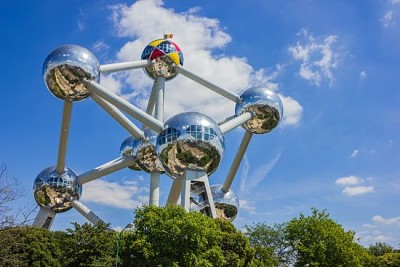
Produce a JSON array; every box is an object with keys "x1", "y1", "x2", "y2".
[{"x1": 115, "y1": 223, "x2": 134, "y2": 267}]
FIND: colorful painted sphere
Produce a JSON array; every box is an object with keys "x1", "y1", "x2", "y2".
[{"x1": 141, "y1": 39, "x2": 183, "y2": 80}]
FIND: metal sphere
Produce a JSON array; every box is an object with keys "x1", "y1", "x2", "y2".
[
  {"x1": 211, "y1": 184, "x2": 239, "y2": 221},
  {"x1": 120, "y1": 136, "x2": 141, "y2": 171},
  {"x1": 235, "y1": 88, "x2": 283, "y2": 134},
  {"x1": 141, "y1": 39, "x2": 183, "y2": 80},
  {"x1": 156, "y1": 112, "x2": 225, "y2": 178},
  {"x1": 33, "y1": 166, "x2": 82, "y2": 213},
  {"x1": 43, "y1": 44, "x2": 100, "y2": 101},
  {"x1": 132, "y1": 129, "x2": 165, "y2": 173}
]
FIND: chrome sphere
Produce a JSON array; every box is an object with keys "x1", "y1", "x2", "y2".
[
  {"x1": 235, "y1": 88, "x2": 283, "y2": 134},
  {"x1": 132, "y1": 129, "x2": 165, "y2": 173},
  {"x1": 141, "y1": 39, "x2": 183, "y2": 80},
  {"x1": 156, "y1": 112, "x2": 224, "y2": 178},
  {"x1": 33, "y1": 166, "x2": 82, "y2": 213},
  {"x1": 43, "y1": 44, "x2": 100, "y2": 101},
  {"x1": 211, "y1": 184, "x2": 239, "y2": 221},
  {"x1": 120, "y1": 136, "x2": 141, "y2": 171}
]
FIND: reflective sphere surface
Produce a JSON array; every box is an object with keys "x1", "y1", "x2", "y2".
[
  {"x1": 211, "y1": 184, "x2": 239, "y2": 221},
  {"x1": 43, "y1": 45, "x2": 100, "y2": 101},
  {"x1": 132, "y1": 129, "x2": 165, "y2": 173},
  {"x1": 120, "y1": 136, "x2": 141, "y2": 171},
  {"x1": 141, "y1": 39, "x2": 183, "y2": 80},
  {"x1": 235, "y1": 88, "x2": 283, "y2": 134},
  {"x1": 156, "y1": 112, "x2": 224, "y2": 178},
  {"x1": 33, "y1": 166, "x2": 82, "y2": 213}
]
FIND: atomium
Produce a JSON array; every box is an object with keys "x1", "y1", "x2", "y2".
[
  {"x1": 43, "y1": 45, "x2": 100, "y2": 101},
  {"x1": 156, "y1": 112, "x2": 224, "y2": 178},
  {"x1": 32, "y1": 35, "x2": 284, "y2": 229},
  {"x1": 33, "y1": 166, "x2": 82, "y2": 213}
]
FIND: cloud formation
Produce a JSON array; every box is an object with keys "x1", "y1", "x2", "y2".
[
  {"x1": 342, "y1": 185, "x2": 374, "y2": 196},
  {"x1": 81, "y1": 179, "x2": 148, "y2": 209},
  {"x1": 372, "y1": 215, "x2": 400, "y2": 225},
  {"x1": 335, "y1": 175, "x2": 363, "y2": 185},
  {"x1": 288, "y1": 29, "x2": 339, "y2": 87},
  {"x1": 106, "y1": 0, "x2": 302, "y2": 125},
  {"x1": 335, "y1": 175, "x2": 374, "y2": 196}
]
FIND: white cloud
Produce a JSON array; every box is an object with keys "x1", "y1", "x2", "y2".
[
  {"x1": 105, "y1": 0, "x2": 302, "y2": 124},
  {"x1": 279, "y1": 94, "x2": 303, "y2": 126},
  {"x1": 342, "y1": 185, "x2": 374, "y2": 196},
  {"x1": 372, "y1": 215, "x2": 400, "y2": 225},
  {"x1": 100, "y1": 74, "x2": 123, "y2": 94},
  {"x1": 382, "y1": 10, "x2": 395, "y2": 27},
  {"x1": 240, "y1": 152, "x2": 281, "y2": 193},
  {"x1": 81, "y1": 179, "x2": 148, "y2": 209},
  {"x1": 336, "y1": 175, "x2": 363, "y2": 185},
  {"x1": 288, "y1": 29, "x2": 339, "y2": 87},
  {"x1": 239, "y1": 199, "x2": 256, "y2": 214},
  {"x1": 93, "y1": 41, "x2": 110, "y2": 52},
  {"x1": 360, "y1": 71, "x2": 367, "y2": 80},
  {"x1": 351, "y1": 149, "x2": 359, "y2": 158}
]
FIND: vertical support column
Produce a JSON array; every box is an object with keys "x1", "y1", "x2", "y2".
[
  {"x1": 32, "y1": 206, "x2": 56, "y2": 229},
  {"x1": 149, "y1": 77, "x2": 165, "y2": 206},
  {"x1": 181, "y1": 169, "x2": 217, "y2": 218},
  {"x1": 166, "y1": 178, "x2": 183, "y2": 205},
  {"x1": 56, "y1": 100, "x2": 73, "y2": 174}
]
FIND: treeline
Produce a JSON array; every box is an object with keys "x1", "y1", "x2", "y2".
[{"x1": 0, "y1": 206, "x2": 399, "y2": 267}]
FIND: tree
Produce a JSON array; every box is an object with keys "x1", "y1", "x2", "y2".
[
  {"x1": 244, "y1": 222, "x2": 294, "y2": 266},
  {"x1": 0, "y1": 226, "x2": 62, "y2": 267},
  {"x1": 368, "y1": 242, "x2": 395, "y2": 257},
  {"x1": 285, "y1": 208, "x2": 371, "y2": 267},
  {"x1": 0, "y1": 164, "x2": 36, "y2": 229},
  {"x1": 121, "y1": 205, "x2": 255, "y2": 267},
  {"x1": 63, "y1": 222, "x2": 116, "y2": 267}
]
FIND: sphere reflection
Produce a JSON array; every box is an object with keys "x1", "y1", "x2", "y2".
[
  {"x1": 43, "y1": 45, "x2": 100, "y2": 101},
  {"x1": 141, "y1": 39, "x2": 183, "y2": 80},
  {"x1": 156, "y1": 112, "x2": 224, "y2": 178},
  {"x1": 235, "y1": 88, "x2": 283, "y2": 134},
  {"x1": 211, "y1": 184, "x2": 239, "y2": 221},
  {"x1": 120, "y1": 136, "x2": 141, "y2": 171},
  {"x1": 33, "y1": 166, "x2": 82, "y2": 213},
  {"x1": 132, "y1": 129, "x2": 165, "y2": 173}
]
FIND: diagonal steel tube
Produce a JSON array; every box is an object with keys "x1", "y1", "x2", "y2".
[
  {"x1": 176, "y1": 65, "x2": 240, "y2": 103},
  {"x1": 222, "y1": 131, "x2": 253, "y2": 193},
  {"x1": 77, "y1": 156, "x2": 136, "y2": 185},
  {"x1": 91, "y1": 93, "x2": 144, "y2": 140},
  {"x1": 219, "y1": 112, "x2": 253, "y2": 134},
  {"x1": 85, "y1": 80, "x2": 163, "y2": 132}
]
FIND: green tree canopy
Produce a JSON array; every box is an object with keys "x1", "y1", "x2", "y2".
[
  {"x1": 285, "y1": 208, "x2": 371, "y2": 267},
  {"x1": 121, "y1": 205, "x2": 255, "y2": 267}
]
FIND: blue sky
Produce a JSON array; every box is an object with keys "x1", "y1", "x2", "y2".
[{"x1": 1, "y1": 0, "x2": 399, "y2": 246}]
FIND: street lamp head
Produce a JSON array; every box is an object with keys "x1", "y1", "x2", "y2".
[
  {"x1": 43, "y1": 44, "x2": 100, "y2": 101},
  {"x1": 235, "y1": 88, "x2": 283, "y2": 134}
]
